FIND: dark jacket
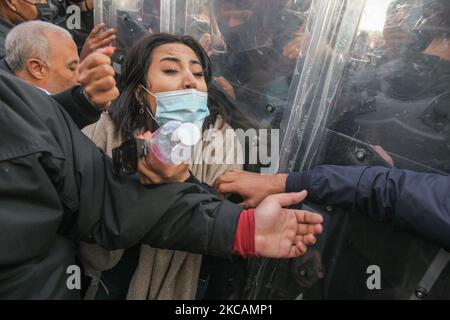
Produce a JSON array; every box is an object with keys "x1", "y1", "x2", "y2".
[
  {"x1": 0, "y1": 71, "x2": 242, "y2": 299},
  {"x1": 0, "y1": 17, "x2": 12, "y2": 59},
  {"x1": 286, "y1": 165, "x2": 450, "y2": 250},
  {"x1": 0, "y1": 19, "x2": 100, "y2": 129},
  {"x1": 48, "y1": 0, "x2": 94, "y2": 54},
  {"x1": 0, "y1": 58, "x2": 101, "y2": 129}
]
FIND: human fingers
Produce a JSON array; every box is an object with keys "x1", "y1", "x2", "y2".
[
  {"x1": 296, "y1": 220, "x2": 323, "y2": 235},
  {"x1": 137, "y1": 159, "x2": 163, "y2": 184},
  {"x1": 266, "y1": 190, "x2": 308, "y2": 208},
  {"x1": 294, "y1": 210, "x2": 323, "y2": 224},
  {"x1": 146, "y1": 153, "x2": 190, "y2": 181},
  {"x1": 79, "y1": 50, "x2": 113, "y2": 73},
  {"x1": 84, "y1": 74, "x2": 116, "y2": 92},
  {"x1": 84, "y1": 85, "x2": 120, "y2": 109},
  {"x1": 200, "y1": 36, "x2": 211, "y2": 51},
  {"x1": 89, "y1": 23, "x2": 105, "y2": 37},
  {"x1": 79, "y1": 61, "x2": 115, "y2": 83},
  {"x1": 97, "y1": 46, "x2": 116, "y2": 57},
  {"x1": 91, "y1": 34, "x2": 116, "y2": 50},
  {"x1": 294, "y1": 233, "x2": 317, "y2": 246},
  {"x1": 215, "y1": 181, "x2": 239, "y2": 195},
  {"x1": 94, "y1": 28, "x2": 116, "y2": 42},
  {"x1": 214, "y1": 173, "x2": 238, "y2": 189},
  {"x1": 288, "y1": 242, "x2": 308, "y2": 258}
]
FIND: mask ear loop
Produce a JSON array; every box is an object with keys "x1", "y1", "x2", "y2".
[{"x1": 139, "y1": 84, "x2": 159, "y2": 127}]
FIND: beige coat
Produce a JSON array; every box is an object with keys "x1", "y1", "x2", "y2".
[{"x1": 79, "y1": 113, "x2": 243, "y2": 300}]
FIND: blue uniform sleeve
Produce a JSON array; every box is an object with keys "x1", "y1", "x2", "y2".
[{"x1": 286, "y1": 166, "x2": 450, "y2": 250}]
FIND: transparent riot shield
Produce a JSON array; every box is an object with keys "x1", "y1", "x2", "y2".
[
  {"x1": 161, "y1": 0, "x2": 450, "y2": 300},
  {"x1": 162, "y1": 0, "x2": 312, "y2": 173},
  {"x1": 158, "y1": 0, "x2": 321, "y2": 299},
  {"x1": 266, "y1": 0, "x2": 450, "y2": 300},
  {"x1": 94, "y1": 0, "x2": 161, "y2": 71}
]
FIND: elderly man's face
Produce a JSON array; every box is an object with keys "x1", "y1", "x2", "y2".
[{"x1": 45, "y1": 32, "x2": 80, "y2": 94}]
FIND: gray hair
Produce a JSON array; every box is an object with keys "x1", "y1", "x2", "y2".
[{"x1": 5, "y1": 21, "x2": 73, "y2": 73}]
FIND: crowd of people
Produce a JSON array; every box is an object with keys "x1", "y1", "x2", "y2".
[{"x1": 0, "y1": 0, "x2": 449, "y2": 300}]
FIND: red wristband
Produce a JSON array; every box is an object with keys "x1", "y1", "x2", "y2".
[{"x1": 232, "y1": 209, "x2": 256, "y2": 258}]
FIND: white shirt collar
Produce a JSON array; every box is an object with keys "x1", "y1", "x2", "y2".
[{"x1": 37, "y1": 87, "x2": 51, "y2": 95}]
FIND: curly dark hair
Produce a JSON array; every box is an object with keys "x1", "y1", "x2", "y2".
[{"x1": 109, "y1": 33, "x2": 227, "y2": 140}]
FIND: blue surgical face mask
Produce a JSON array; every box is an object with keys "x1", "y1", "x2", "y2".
[{"x1": 140, "y1": 86, "x2": 210, "y2": 128}]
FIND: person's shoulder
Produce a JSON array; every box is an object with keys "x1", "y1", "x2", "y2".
[
  {"x1": 82, "y1": 112, "x2": 116, "y2": 132},
  {"x1": 82, "y1": 112, "x2": 116, "y2": 135},
  {"x1": 0, "y1": 72, "x2": 69, "y2": 160},
  {"x1": 0, "y1": 17, "x2": 12, "y2": 35},
  {"x1": 82, "y1": 112, "x2": 122, "y2": 153},
  {"x1": 0, "y1": 70, "x2": 59, "y2": 110},
  {"x1": 95, "y1": 112, "x2": 116, "y2": 127}
]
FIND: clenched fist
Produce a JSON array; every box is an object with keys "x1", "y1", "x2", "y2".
[{"x1": 78, "y1": 47, "x2": 120, "y2": 111}]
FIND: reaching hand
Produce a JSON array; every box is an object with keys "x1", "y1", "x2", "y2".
[
  {"x1": 215, "y1": 169, "x2": 288, "y2": 208},
  {"x1": 282, "y1": 27, "x2": 308, "y2": 60},
  {"x1": 371, "y1": 145, "x2": 394, "y2": 167},
  {"x1": 214, "y1": 76, "x2": 236, "y2": 99},
  {"x1": 80, "y1": 23, "x2": 116, "y2": 62},
  {"x1": 254, "y1": 191, "x2": 323, "y2": 258},
  {"x1": 137, "y1": 156, "x2": 190, "y2": 185},
  {"x1": 198, "y1": 33, "x2": 226, "y2": 57},
  {"x1": 78, "y1": 46, "x2": 120, "y2": 111}
]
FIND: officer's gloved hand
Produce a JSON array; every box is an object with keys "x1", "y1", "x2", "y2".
[{"x1": 78, "y1": 46, "x2": 120, "y2": 111}]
